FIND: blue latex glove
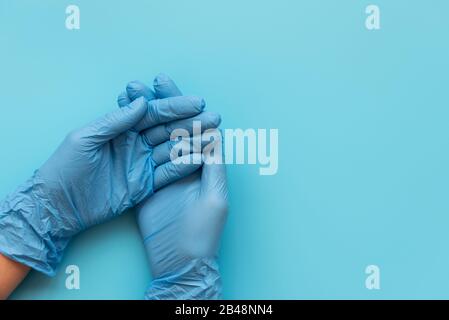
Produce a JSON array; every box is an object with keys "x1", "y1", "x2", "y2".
[
  {"x1": 0, "y1": 89, "x2": 206, "y2": 276},
  {"x1": 118, "y1": 75, "x2": 228, "y2": 300}
]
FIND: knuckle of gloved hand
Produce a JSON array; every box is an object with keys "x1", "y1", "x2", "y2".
[
  {"x1": 147, "y1": 100, "x2": 161, "y2": 124},
  {"x1": 65, "y1": 129, "x2": 85, "y2": 146}
]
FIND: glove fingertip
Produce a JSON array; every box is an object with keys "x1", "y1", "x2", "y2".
[
  {"x1": 153, "y1": 73, "x2": 171, "y2": 86},
  {"x1": 117, "y1": 91, "x2": 131, "y2": 107},
  {"x1": 208, "y1": 112, "x2": 222, "y2": 127},
  {"x1": 127, "y1": 81, "x2": 156, "y2": 101},
  {"x1": 186, "y1": 96, "x2": 206, "y2": 112}
]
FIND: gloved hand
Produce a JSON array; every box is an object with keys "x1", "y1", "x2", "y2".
[
  {"x1": 118, "y1": 75, "x2": 228, "y2": 300},
  {"x1": 0, "y1": 87, "x2": 207, "y2": 276}
]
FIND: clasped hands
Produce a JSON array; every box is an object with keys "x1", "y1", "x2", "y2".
[{"x1": 0, "y1": 73, "x2": 228, "y2": 300}]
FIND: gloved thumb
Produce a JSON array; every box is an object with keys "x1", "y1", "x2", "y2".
[{"x1": 86, "y1": 97, "x2": 147, "y2": 145}]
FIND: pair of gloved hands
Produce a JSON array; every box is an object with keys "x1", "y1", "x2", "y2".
[{"x1": 0, "y1": 74, "x2": 228, "y2": 299}]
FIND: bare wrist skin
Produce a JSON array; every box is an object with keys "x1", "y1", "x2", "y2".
[{"x1": 0, "y1": 254, "x2": 30, "y2": 300}]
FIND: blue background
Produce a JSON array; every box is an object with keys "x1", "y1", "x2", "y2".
[{"x1": 1, "y1": 0, "x2": 449, "y2": 299}]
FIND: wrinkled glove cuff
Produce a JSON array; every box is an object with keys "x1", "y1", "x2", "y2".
[
  {"x1": 145, "y1": 258, "x2": 222, "y2": 300},
  {"x1": 0, "y1": 177, "x2": 70, "y2": 276}
]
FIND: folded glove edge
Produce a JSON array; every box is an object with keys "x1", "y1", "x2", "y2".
[
  {"x1": 144, "y1": 257, "x2": 222, "y2": 300},
  {"x1": 0, "y1": 176, "x2": 70, "y2": 276}
]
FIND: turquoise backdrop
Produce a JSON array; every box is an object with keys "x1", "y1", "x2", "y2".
[{"x1": 1, "y1": 0, "x2": 449, "y2": 299}]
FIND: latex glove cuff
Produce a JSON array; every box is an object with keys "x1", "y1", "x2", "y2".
[
  {"x1": 145, "y1": 258, "x2": 222, "y2": 300},
  {"x1": 0, "y1": 175, "x2": 70, "y2": 276}
]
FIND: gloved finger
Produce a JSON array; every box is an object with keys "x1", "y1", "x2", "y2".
[
  {"x1": 153, "y1": 153, "x2": 203, "y2": 190},
  {"x1": 201, "y1": 129, "x2": 228, "y2": 201},
  {"x1": 84, "y1": 97, "x2": 147, "y2": 145},
  {"x1": 180, "y1": 131, "x2": 228, "y2": 258},
  {"x1": 141, "y1": 111, "x2": 221, "y2": 146},
  {"x1": 117, "y1": 91, "x2": 131, "y2": 107},
  {"x1": 134, "y1": 96, "x2": 205, "y2": 132},
  {"x1": 151, "y1": 135, "x2": 212, "y2": 166},
  {"x1": 153, "y1": 73, "x2": 183, "y2": 98},
  {"x1": 126, "y1": 80, "x2": 156, "y2": 101},
  {"x1": 120, "y1": 74, "x2": 181, "y2": 104}
]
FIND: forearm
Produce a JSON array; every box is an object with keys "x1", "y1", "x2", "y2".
[{"x1": 0, "y1": 253, "x2": 30, "y2": 300}]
